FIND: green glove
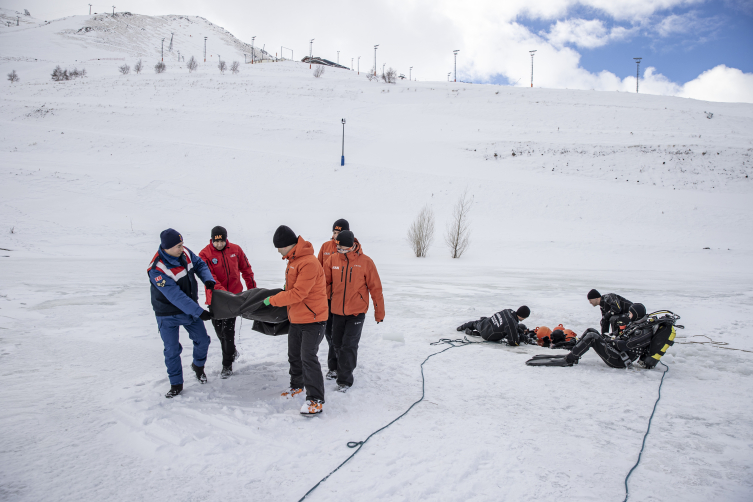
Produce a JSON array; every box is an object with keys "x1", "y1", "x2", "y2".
[{"x1": 263, "y1": 297, "x2": 271, "y2": 306}]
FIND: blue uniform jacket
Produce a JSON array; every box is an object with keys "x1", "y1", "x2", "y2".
[{"x1": 148, "y1": 247, "x2": 214, "y2": 318}]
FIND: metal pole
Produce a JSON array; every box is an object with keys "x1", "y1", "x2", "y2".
[
  {"x1": 453, "y1": 50, "x2": 459, "y2": 82},
  {"x1": 409, "y1": 66, "x2": 412, "y2": 80},
  {"x1": 204, "y1": 37, "x2": 207, "y2": 62},
  {"x1": 251, "y1": 36, "x2": 255, "y2": 63},
  {"x1": 89, "y1": 4, "x2": 92, "y2": 14},
  {"x1": 529, "y1": 50, "x2": 537, "y2": 87},
  {"x1": 374, "y1": 45, "x2": 379, "y2": 76},
  {"x1": 447, "y1": 73, "x2": 450, "y2": 82},
  {"x1": 382, "y1": 63, "x2": 385, "y2": 76},
  {"x1": 337, "y1": 51, "x2": 340, "y2": 64},
  {"x1": 161, "y1": 38, "x2": 165, "y2": 61},
  {"x1": 341, "y1": 118, "x2": 346, "y2": 166},
  {"x1": 310, "y1": 39, "x2": 314, "y2": 58},
  {"x1": 112, "y1": 6, "x2": 115, "y2": 15},
  {"x1": 351, "y1": 58, "x2": 353, "y2": 70},
  {"x1": 358, "y1": 56, "x2": 360, "y2": 74},
  {"x1": 634, "y1": 58, "x2": 642, "y2": 93}
]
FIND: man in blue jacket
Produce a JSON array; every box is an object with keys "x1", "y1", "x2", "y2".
[{"x1": 148, "y1": 228, "x2": 217, "y2": 398}]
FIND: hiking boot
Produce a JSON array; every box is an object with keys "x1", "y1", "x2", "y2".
[
  {"x1": 325, "y1": 370, "x2": 338, "y2": 380},
  {"x1": 300, "y1": 399, "x2": 323, "y2": 415},
  {"x1": 281, "y1": 388, "x2": 304, "y2": 399},
  {"x1": 165, "y1": 384, "x2": 183, "y2": 399},
  {"x1": 220, "y1": 365, "x2": 233, "y2": 379},
  {"x1": 336, "y1": 384, "x2": 350, "y2": 393},
  {"x1": 233, "y1": 350, "x2": 240, "y2": 362},
  {"x1": 191, "y1": 363, "x2": 208, "y2": 384}
]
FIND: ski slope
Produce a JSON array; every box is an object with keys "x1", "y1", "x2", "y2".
[{"x1": 1, "y1": 11, "x2": 753, "y2": 502}]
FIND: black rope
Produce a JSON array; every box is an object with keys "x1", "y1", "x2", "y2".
[
  {"x1": 296, "y1": 337, "x2": 484, "y2": 502},
  {"x1": 623, "y1": 361, "x2": 669, "y2": 501},
  {"x1": 676, "y1": 334, "x2": 753, "y2": 354}
]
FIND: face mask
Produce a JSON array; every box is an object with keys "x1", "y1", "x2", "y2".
[{"x1": 337, "y1": 247, "x2": 351, "y2": 254}]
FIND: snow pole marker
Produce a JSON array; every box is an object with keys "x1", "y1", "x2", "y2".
[
  {"x1": 296, "y1": 337, "x2": 485, "y2": 501},
  {"x1": 622, "y1": 361, "x2": 669, "y2": 501}
]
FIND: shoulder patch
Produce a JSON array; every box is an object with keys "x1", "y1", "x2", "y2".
[
  {"x1": 154, "y1": 275, "x2": 163, "y2": 281},
  {"x1": 156, "y1": 279, "x2": 166, "y2": 287}
]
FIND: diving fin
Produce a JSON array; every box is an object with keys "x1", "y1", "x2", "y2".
[{"x1": 526, "y1": 355, "x2": 576, "y2": 367}]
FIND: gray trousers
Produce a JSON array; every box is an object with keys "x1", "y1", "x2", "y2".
[{"x1": 287, "y1": 322, "x2": 326, "y2": 402}]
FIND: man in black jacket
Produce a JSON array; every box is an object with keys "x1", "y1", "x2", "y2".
[
  {"x1": 527, "y1": 303, "x2": 650, "y2": 367},
  {"x1": 456, "y1": 306, "x2": 531, "y2": 346},
  {"x1": 587, "y1": 289, "x2": 633, "y2": 334}
]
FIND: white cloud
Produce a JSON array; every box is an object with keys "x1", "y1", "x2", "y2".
[
  {"x1": 543, "y1": 18, "x2": 634, "y2": 48},
  {"x1": 679, "y1": 65, "x2": 753, "y2": 103}
]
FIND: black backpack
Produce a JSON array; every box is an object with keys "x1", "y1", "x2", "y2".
[{"x1": 637, "y1": 311, "x2": 684, "y2": 368}]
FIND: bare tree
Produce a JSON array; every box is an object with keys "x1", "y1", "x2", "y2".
[
  {"x1": 70, "y1": 68, "x2": 80, "y2": 78},
  {"x1": 80, "y1": 68, "x2": 87, "y2": 77},
  {"x1": 230, "y1": 61, "x2": 240, "y2": 74},
  {"x1": 383, "y1": 67, "x2": 397, "y2": 84},
  {"x1": 118, "y1": 64, "x2": 130, "y2": 75},
  {"x1": 366, "y1": 68, "x2": 378, "y2": 81},
  {"x1": 7, "y1": 70, "x2": 19, "y2": 83},
  {"x1": 52, "y1": 66, "x2": 64, "y2": 81},
  {"x1": 134, "y1": 59, "x2": 143, "y2": 74},
  {"x1": 218, "y1": 60, "x2": 227, "y2": 74},
  {"x1": 407, "y1": 205, "x2": 435, "y2": 257},
  {"x1": 186, "y1": 56, "x2": 198, "y2": 72},
  {"x1": 154, "y1": 61, "x2": 166, "y2": 73},
  {"x1": 445, "y1": 190, "x2": 473, "y2": 258},
  {"x1": 313, "y1": 65, "x2": 325, "y2": 78}
]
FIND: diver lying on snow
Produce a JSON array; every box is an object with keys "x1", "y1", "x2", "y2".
[
  {"x1": 457, "y1": 306, "x2": 535, "y2": 346},
  {"x1": 526, "y1": 303, "x2": 683, "y2": 368}
]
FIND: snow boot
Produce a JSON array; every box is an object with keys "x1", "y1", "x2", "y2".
[
  {"x1": 281, "y1": 388, "x2": 304, "y2": 399},
  {"x1": 526, "y1": 354, "x2": 578, "y2": 367},
  {"x1": 191, "y1": 363, "x2": 208, "y2": 384},
  {"x1": 300, "y1": 399, "x2": 323, "y2": 416},
  {"x1": 165, "y1": 384, "x2": 183, "y2": 399},
  {"x1": 233, "y1": 350, "x2": 240, "y2": 362},
  {"x1": 336, "y1": 384, "x2": 350, "y2": 393},
  {"x1": 221, "y1": 365, "x2": 233, "y2": 379},
  {"x1": 326, "y1": 370, "x2": 338, "y2": 380}
]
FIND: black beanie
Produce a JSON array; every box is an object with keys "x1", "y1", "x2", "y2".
[
  {"x1": 587, "y1": 289, "x2": 601, "y2": 300},
  {"x1": 336, "y1": 230, "x2": 355, "y2": 248},
  {"x1": 211, "y1": 225, "x2": 227, "y2": 242},
  {"x1": 630, "y1": 303, "x2": 647, "y2": 320},
  {"x1": 516, "y1": 306, "x2": 530, "y2": 319},
  {"x1": 273, "y1": 225, "x2": 298, "y2": 248},
  {"x1": 160, "y1": 228, "x2": 183, "y2": 250},
  {"x1": 332, "y1": 218, "x2": 350, "y2": 232}
]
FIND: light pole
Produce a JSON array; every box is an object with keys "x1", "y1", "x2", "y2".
[
  {"x1": 112, "y1": 6, "x2": 115, "y2": 15},
  {"x1": 373, "y1": 45, "x2": 379, "y2": 76},
  {"x1": 337, "y1": 51, "x2": 340, "y2": 64},
  {"x1": 358, "y1": 56, "x2": 361, "y2": 74},
  {"x1": 204, "y1": 37, "x2": 207, "y2": 62},
  {"x1": 161, "y1": 38, "x2": 165, "y2": 61},
  {"x1": 251, "y1": 36, "x2": 256, "y2": 63},
  {"x1": 382, "y1": 63, "x2": 385, "y2": 76},
  {"x1": 634, "y1": 57, "x2": 642, "y2": 93},
  {"x1": 453, "y1": 50, "x2": 459, "y2": 82},
  {"x1": 351, "y1": 58, "x2": 353, "y2": 70},
  {"x1": 89, "y1": 4, "x2": 92, "y2": 14},
  {"x1": 310, "y1": 39, "x2": 315, "y2": 58},
  {"x1": 529, "y1": 50, "x2": 537, "y2": 87},
  {"x1": 341, "y1": 118, "x2": 346, "y2": 166},
  {"x1": 447, "y1": 72, "x2": 451, "y2": 82},
  {"x1": 409, "y1": 66, "x2": 412, "y2": 80}
]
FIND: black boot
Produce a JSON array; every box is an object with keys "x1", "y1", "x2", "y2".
[
  {"x1": 221, "y1": 365, "x2": 233, "y2": 379},
  {"x1": 165, "y1": 384, "x2": 183, "y2": 398},
  {"x1": 191, "y1": 363, "x2": 208, "y2": 384}
]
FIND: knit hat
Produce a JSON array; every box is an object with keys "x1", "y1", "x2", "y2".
[
  {"x1": 629, "y1": 303, "x2": 647, "y2": 320},
  {"x1": 211, "y1": 225, "x2": 227, "y2": 242},
  {"x1": 336, "y1": 230, "x2": 355, "y2": 248},
  {"x1": 587, "y1": 289, "x2": 601, "y2": 300},
  {"x1": 273, "y1": 225, "x2": 298, "y2": 248},
  {"x1": 160, "y1": 228, "x2": 183, "y2": 250},
  {"x1": 332, "y1": 218, "x2": 350, "y2": 232},
  {"x1": 516, "y1": 306, "x2": 530, "y2": 319}
]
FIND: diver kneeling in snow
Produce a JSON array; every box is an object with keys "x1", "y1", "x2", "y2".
[
  {"x1": 457, "y1": 306, "x2": 532, "y2": 346},
  {"x1": 527, "y1": 303, "x2": 653, "y2": 367}
]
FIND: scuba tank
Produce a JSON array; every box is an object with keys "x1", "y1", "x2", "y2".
[{"x1": 617, "y1": 311, "x2": 684, "y2": 369}]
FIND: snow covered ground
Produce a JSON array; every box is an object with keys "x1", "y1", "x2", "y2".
[{"x1": 1, "y1": 12, "x2": 753, "y2": 502}]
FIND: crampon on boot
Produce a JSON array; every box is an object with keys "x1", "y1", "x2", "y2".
[
  {"x1": 281, "y1": 388, "x2": 303, "y2": 399},
  {"x1": 525, "y1": 354, "x2": 578, "y2": 367},
  {"x1": 165, "y1": 384, "x2": 183, "y2": 399},
  {"x1": 191, "y1": 363, "x2": 208, "y2": 384},
  {"x1": 300, "y1": 399, "x2": 323, "y2": 415}
]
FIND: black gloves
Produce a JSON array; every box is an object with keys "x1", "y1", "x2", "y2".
[
  {"x1": 199, "y1": 310, "x2": 213, "y2": 321},
  {"x1": 204, "y1": 280, "x2": 216, "y2": 290}
]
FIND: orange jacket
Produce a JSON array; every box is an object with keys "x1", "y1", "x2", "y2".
[
  {"x1": 324, "y1": 241, "x2": 385, "y2": 322},
  {"x1": 269, "y1": 236, "x2": 328, "y2": 324},
  {"x1": 317, "y1": 239, "x2": 337, "y2": 267}
]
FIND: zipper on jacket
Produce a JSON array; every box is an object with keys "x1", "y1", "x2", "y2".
[
  {"x1": 342, "y1": 254, "x2": 350, "y2": 315},
  {"x1": 304, "y1": 302, "x2": 316, "y2": 319},
  {"x1": 349, "y1": 267, "x2": 353, "y2": 282}
]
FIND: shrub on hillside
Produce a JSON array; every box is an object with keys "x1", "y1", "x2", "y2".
[
  {"x1": 383, "y1": 67, "x2": 397, "y2": 84},
  {"x1": 7, "y1": 70, "x2": 19, "y2": 83},
  {"x1": 313, "y1": 65, "x2": 325, "y2": 78},
  {"x1": 134, "y1": 59, "x2": 143, "y2": 74},
  {"x1": 218, "y1": 60, "x2": 227, "y2": 74},
  {"x1": 119, "y1": 64, "x2": 130, "y2": 75},
  {"x1": 366, "y1": 68, "x2": 378, "y2": 81},
  {"x1": 187, "y1": 56, "x2": 198, "y2": 73},
  {"x1": 407, "y1": 205, "x2": 435, "y2": 258},
  {"x1": 51, "y1": 66, "x2": 85, "y2": 81},
  {"x1": 230, "y1": 61, "x2": 240, "y2": 74},
  {"x1": 154, "y1": 61, "x2": 166, "y2": 74}
]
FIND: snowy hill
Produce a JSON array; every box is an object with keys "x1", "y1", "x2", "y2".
[{"x1": 1, "y1": 10, "x2": 753, "y2": 502}]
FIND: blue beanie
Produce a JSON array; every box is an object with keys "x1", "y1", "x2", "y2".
[{"x1": 160, "y1": 228, "x2": 183, "y2": 250}]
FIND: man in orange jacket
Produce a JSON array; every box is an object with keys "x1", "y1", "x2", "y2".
[
  {"x1": 264, "y1": 225, "x2": 329, "y2": 415},
  {"x1": 324, "y1": 230, "x2": 384, "y2": 392},
  {"x1": 317, "y1": 218, "x2": 349, "y2": 380}
]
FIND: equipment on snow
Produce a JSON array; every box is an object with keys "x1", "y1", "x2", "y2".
[
  {"x1": 165, "y1": 384, "x2": 183, "y2": 398},
  {"x1": 210, "y1": 287, "x2": 290, "y2": 335},
  {"x1": 525, "y1": 354, "x2": 577, "y2": 366},
  {"x1": 191, "y1": 363, "x2": 208, "y2": 383},
  {"x1": 631, "y1": 311, "x2": 683, "y2": 368}
]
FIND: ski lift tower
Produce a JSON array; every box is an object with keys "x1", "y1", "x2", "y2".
[
  {"x1": 529, "y1": 50, "x2": 537, "y2": 87},
  {"x1": 453, "y1": 50, "x2": 459, "y2": 82},
  {"x1": 634, "y1": 58, "x2": 642, "y2": 93}
]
